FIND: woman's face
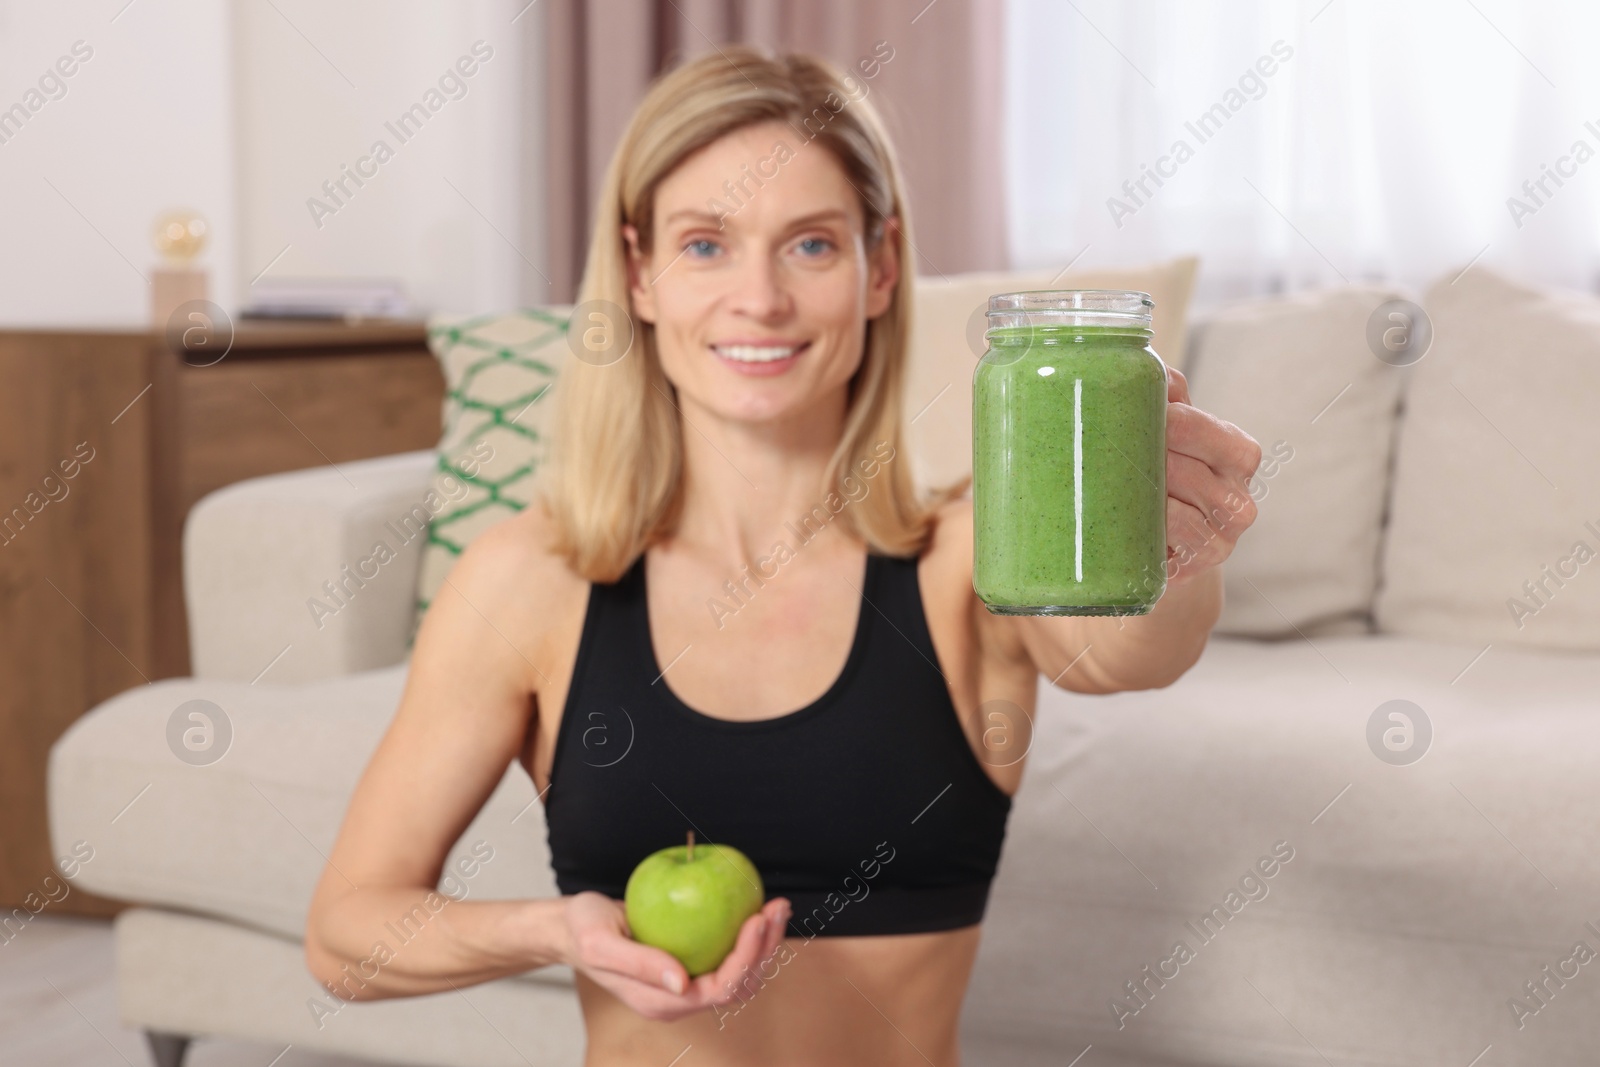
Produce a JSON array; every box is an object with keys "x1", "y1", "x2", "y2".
[{"x1": 625, "y1": 119, "x2": 899, "y2": 427}]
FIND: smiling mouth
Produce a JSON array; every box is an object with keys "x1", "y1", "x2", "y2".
[{"x1": 711, "y1": 342, "x2": 809, "y2": 364}]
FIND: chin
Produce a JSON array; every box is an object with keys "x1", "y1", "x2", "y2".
[{"x1": 717, "y1": 394, "x2": 803, "y2": 426}]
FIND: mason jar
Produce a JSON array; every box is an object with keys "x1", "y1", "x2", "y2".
[{"x1": 972, "y1": 290, "x2": 1168, "y2": 615}]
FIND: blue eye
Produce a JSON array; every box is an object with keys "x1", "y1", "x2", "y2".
[
  {"x1": 796, "y1": 237, "x2": 833, "y2": 256},
  {"x1": 685, "y1": 238, "x2": 720, "y2": 258}
]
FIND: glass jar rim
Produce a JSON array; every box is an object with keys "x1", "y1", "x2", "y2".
[{"x1": 986, "y1": 289, "x2": 1153, "y2": 331}]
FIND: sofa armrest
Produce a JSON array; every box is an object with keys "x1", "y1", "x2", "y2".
[{"x1": 183, "y1": 450, "x2": 437, "y2": 683}]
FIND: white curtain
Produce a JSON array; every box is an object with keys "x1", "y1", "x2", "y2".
[{"x1": 1003, "y1": 0, "x2": 1600, "y2": 304}]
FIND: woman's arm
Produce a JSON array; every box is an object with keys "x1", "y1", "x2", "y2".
[
  {"x1": 302, "y1": 518, "x2": 570, "y2": 998},
  {"x1": 1012, "y1": 367, "x2": 1261, "y2": 694},
  {"x1": 302, "y1": 514, "x2": 790, "y2": 1019}
]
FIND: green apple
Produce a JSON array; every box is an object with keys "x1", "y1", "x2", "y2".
[{"x1": 624, "y1": 832, "x2": 764, "y2": 976}]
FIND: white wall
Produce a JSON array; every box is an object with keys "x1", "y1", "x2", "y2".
[
  {"x1": 0, "y1": 0, "x2": 542, "y2": 327},
  {"x1": 0, "y1": 0, "x2": 237, "y2": 327},
  {"x1": 232, "y1": 0, "x2": 540, "y2": 316}
]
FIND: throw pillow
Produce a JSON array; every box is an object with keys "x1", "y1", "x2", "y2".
[
  {"x1": 413, "y1": 308, "x2": 570, "y2": 630},
  {"x1": 1185, "y1": 286, "x2": 1408, "y2": 637},
  {"x1": 1375, "y1": 268, "x2": 1600, "y2": 651}
]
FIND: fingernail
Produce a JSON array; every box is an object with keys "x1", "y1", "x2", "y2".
[{"x1": 662, "y1": 969, "x2": 684, "y2": 995}]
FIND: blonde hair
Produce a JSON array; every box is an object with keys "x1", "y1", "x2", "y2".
[{"x1": 543, "y1": 45, "x2": 966, "y2": 582}]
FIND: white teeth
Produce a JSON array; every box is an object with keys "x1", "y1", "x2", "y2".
[{"x1": 714, "y1": 344, "x2": 800, "y2": 363}]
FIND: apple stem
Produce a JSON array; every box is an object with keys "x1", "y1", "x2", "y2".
[{"x1": 687, "y1": 830, "x2": 694, "y2": 862}]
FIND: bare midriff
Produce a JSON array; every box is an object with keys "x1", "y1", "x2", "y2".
[{"x1": 575, "y1": 926, "x2": 982, "y2": 1066}]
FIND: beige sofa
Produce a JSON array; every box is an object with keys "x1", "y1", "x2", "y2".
[{"x1": 49, "y1": 266, "x2": 1600, "y2": 1066}]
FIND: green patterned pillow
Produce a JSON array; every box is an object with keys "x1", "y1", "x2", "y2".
[{"x1": 414, "y1": 307, "x2": 572, "y2": 632}]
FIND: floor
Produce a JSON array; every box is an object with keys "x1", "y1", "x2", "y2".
[{"x1": 0, "y1": 914, "x2": 391, "y2": 1067}]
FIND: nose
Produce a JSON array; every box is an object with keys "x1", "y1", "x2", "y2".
[{"x1": 726, "y1": 250, "x2": 792, "y2": 323}]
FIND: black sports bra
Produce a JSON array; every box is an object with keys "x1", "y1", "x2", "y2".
[{"x1": 542, "y1": 548, "x2": 1013, "y2": 937}]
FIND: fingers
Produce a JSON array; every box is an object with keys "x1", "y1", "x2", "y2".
[
  {"x1": 698, "y1": 907, "x2": 773, "y2": 1000},
  {"x1": 1166, "y1": 494, "x2": 1246, "y2": 580},
  {"x1": 589, "y1": 970, "x2": 702, "y2": 1020},
  {"x1": 758, "y1": 898, "x2": 790, "y2": 962},
  {"x1": 1167, "y1": 401, "x2": 1262, "y2": 480},
  {"x1": 1162, "y1": 401, "x2": 1260, "y2": 583},
  {"x1": 567, "y1": 896, "x2": 689, "y2": 995},
  {"x1": 738, "y1": 898, "x2": 790, "y2": 979},
  {"x1": 1167, "y1": 497, "x2": 1215, "y2": 561},
  {"x1": 692, "y1": 898, "x2": 791, "y2": 1005},
  {"x1": 1166, "y1": 365, "x2": 1191, "y2": 405},
  {"x1": 592, "y1": 936, "x2": 689, "y2": 995},
  {"x1": 1166, "y1": 451, "x2": 1257, "y2": 538}
]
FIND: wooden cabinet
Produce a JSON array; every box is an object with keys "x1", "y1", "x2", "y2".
[{"x1": 0, "y1": 322, "x2": 442, "y2": 916}]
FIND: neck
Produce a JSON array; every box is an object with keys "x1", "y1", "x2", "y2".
[{"x1": 666, "y1": 385, "x2": 858, "y2": 572}]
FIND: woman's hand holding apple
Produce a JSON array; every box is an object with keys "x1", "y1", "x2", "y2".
[{"x1": 559, "y1": 891, "x2": 790, "y2": 1021}]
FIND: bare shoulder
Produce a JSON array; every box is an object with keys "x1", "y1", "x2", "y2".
[
  {"x1": 916, "y1": 494, "x2": 974, "y2": 602},
  {"x1": 455, "y1": 500, "x2": 576, "y2": 583},
  {"x1": 919, "y1": 496, "x2": 980, "y2": 621},
  {"x1": 446, "y1": 501, "x2": 584, "y2": 608},
  {"x1": 416, "y1": 500, "x2": 589, "y2": 696},
  {"x1": 922, "y1": 494, "x2": 974, "y2": 564}
]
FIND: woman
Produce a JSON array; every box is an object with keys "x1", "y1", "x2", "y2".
[{"x1": 304, "y1": 46, "x2": 1260, "y2": 1066}]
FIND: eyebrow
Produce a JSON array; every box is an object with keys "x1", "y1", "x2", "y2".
[{"x1": 660, "y1": 207, "x2": 853, "y2": 229}]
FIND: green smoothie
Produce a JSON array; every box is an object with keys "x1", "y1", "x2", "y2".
[{"x1": 972, "y1": 320, "x2": 1168, "y2": 615}]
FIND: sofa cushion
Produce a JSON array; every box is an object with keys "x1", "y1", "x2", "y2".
[
  {"x1": 904, "y1": 256, "x2": 1199, "y2": 493},
  {"x1": 116, "y1": 908, "x2": 585, "y2": 1065},
  {"x1": 1185, "y1": 286, "x2": 1408, "y2": 637},
  {"x1": 963, "y1": 634, "x2": 1600, "y2": 1066},
  {"x1": 47, "y1": 663, "x2": 571, "y2": 990},
  {"x1": 1375, "y1": 268, "x2": 1600, "y2": 650}
]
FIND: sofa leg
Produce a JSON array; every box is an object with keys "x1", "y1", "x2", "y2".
[{"x1": 143, "y1": 1030, "x2": 191, "y2": 1067}]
